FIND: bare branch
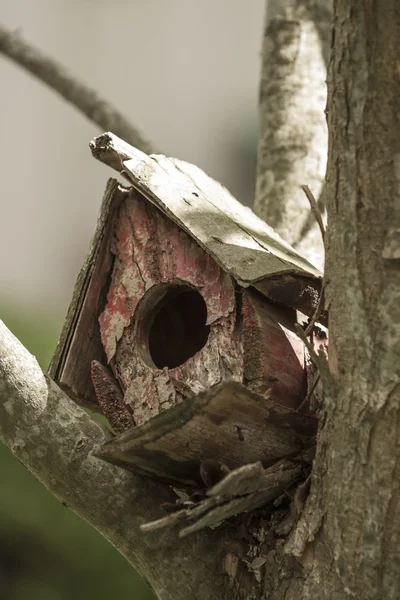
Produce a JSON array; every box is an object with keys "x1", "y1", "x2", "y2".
[
  {"x1": 0, "y1": 320, "x2": 232, "y2": 600},
  {"x1": 301, "y1": 185, "x2": 326, "y2": 246},
  {"x1": 0, "y1": 23, "x2": 154, "y2": 154},
  {"x1": 254, "y1": 1, "x2": 332, "y2": 270}
]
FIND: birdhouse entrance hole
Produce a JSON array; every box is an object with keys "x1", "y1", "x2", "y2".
[{"x1": 137, "y1": 284, "x2": 210, "y2": 370}]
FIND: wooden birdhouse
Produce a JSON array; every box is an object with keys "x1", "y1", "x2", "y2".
[{"x1": 49, "y1": 133, "x2": 322, "y2": 496}]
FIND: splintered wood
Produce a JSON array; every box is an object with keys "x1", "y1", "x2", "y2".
[{"x1": 140, "y1": 460, "x2": 305, "y2": 537}]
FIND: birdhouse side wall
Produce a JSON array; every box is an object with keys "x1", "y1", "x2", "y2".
[{"x1": 241, "y1": 290, "x2": 307, "y2": 409}]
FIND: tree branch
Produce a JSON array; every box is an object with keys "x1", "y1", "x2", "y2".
[
  {"x1": 0, "y1": 320, "x2": 232, "y2": 600},
  {"x1": 301, "y1": 184, "x2": 326, "y2": 246},
  {"x1": 254, "y1": 0, "x2": 332, "y2": 269},
  {"x1": 0, "y1": 23, "x2": 154, "y2": 154}
]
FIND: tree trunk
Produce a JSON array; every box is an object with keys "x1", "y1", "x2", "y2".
[
  {"x1": 254, "y1": 0, "x2": 332, "y2": 269},
  {"x1": 302, "y1": 2, "x2": 400, "y2": 596}
]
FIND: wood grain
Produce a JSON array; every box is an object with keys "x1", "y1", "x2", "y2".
[{"x1": 94, "y1": 381, "x2": 317, "y2": 487}]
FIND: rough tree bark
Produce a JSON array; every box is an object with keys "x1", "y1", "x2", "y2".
[
  {"x1": 299, "y1": 2, "x2": 400, "y2": 596},
  {"x1": 1, "y1": 1, "x2": 400, "y2": 599},
  {"x1": 254, "y1": 0, "x2": 332, "y2": 269}
]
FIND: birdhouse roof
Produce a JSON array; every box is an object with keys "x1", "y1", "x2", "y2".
[{"x1": 90, "y1": 133, "x2": 322, "y2": 313}]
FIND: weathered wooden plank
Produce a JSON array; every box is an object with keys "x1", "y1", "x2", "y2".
[
  {"x1": 50, "y1": 133, "x2": 325, "y2": 416},
  {"x1": 207, "y1": 461, "x2": 268, "y2": 497},
  {"x1": 48, "y1": 179, "x2": 128, "y2": 408},
  {"x1": 94, "y1": 381, "x2": 317, "y2": 488},
  {"x1": 90, "y1": 132, "x2": 322, "y2": 317}
]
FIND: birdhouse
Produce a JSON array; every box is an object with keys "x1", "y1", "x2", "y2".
[{"x1": 49, "y1": 133, "x2": 322, "y2": 490}]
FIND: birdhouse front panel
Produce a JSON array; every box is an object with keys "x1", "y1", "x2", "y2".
[{"x1": 99, "y1": 189, "x2": 243, "y2": 425}]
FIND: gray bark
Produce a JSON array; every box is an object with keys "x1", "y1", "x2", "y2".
[
  {"x1": 254, "y1": 0, "x2": 332, "y2": 269},
  {"x1": 270, "y1": 1, "x2": 400, "y2": 598},
  {"x1": 302, "y1": 2, "x2": 400, "y2": 596}
]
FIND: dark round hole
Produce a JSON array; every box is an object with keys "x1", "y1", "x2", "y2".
[{"x1": 143, "y1": 287, "x2": 210, "y2": 369}]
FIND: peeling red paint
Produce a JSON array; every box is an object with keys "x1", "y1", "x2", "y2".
[
  {"x1": 100, "y1": 193, "x2": 236, "y2": 361},
  {"x1": 99, "y1": 191, "x2": 241, "y2": 424}
]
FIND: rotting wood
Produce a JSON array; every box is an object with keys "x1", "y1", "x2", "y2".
[
  {"x1": 91, "y1": 361, "x2": 134, "y2": 432},
  {"x1": 94, "y1": 381, "x2": 317, "y2": 488},
  {"x1": 49, "y1": 131, "x2": 325, "y2": 470},
  {"x1": 140, "y1": 459, "x2": 305, "y2": 537}
]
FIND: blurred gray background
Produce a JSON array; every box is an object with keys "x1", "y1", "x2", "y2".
[{"x1": 0, "y1": 1, "x2": 264, "y2": 598}]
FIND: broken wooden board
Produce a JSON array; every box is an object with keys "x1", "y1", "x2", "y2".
[
  {"x1": 94, "y1": 381, "x2": 317, "y2": 488},
  {"x1": 90, "y1": 132, "x2": 323, "y2": 318},
  {"x1": 48, "y1": 180, "x2": 129, "y2": 408},
  {"x1": 141, "y1": 459, "x2": 305, "y2": 537}
]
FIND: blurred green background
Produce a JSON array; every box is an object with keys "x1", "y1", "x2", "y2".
[{"x1": 0, "y1": 307, "x2": 156, "y2": 600}]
